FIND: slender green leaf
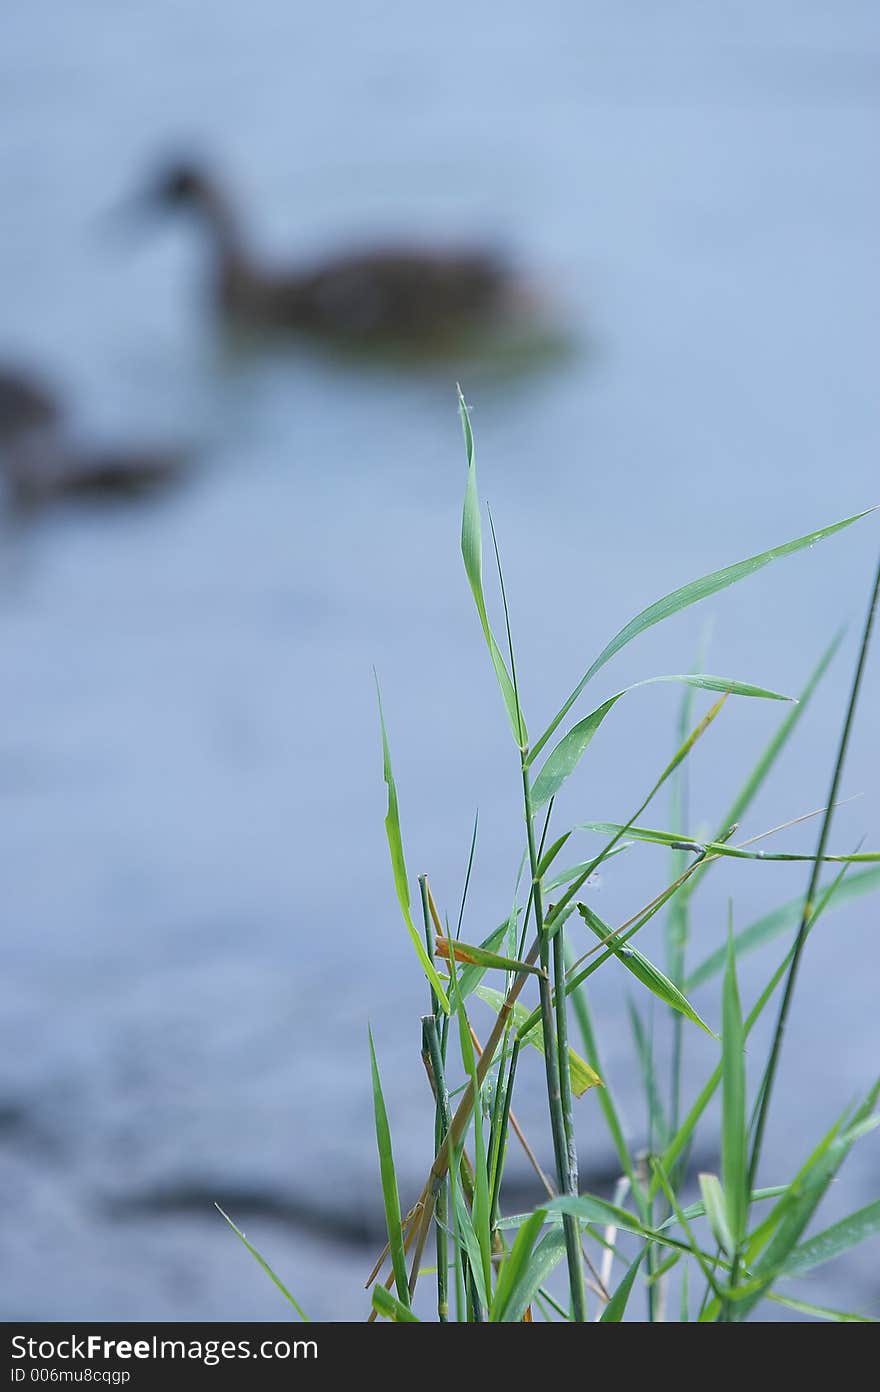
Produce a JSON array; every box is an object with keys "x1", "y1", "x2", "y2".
[
  {"x1": 376, "y1": 686, "x2": 450, "y2": 1012},
  {"x1": 578, "y1": 905, "x2": 716, "y2": 1038},
  {"x1": 578, "y1": 820, "x2": 879, "y2": 865},
  {"x1": 655, "y1": 859, "x2": 858, "y2": 1191},
  {"x1": 368, "y1": 1029, "x2": 410, "y2": 1309},
  {"x1": 686, "y1": 632, "x2": 844, "y2": 904},
  {"x1": 729, "y1": 1081, "x2": 880, "y2": 1320},
  {"x1": 767, "y1": 1294, "x2": 876, "y2": 1322},
  {"x1": 537, "y1": 830, "x2": 572, "y2": 879},
  {"x1": 502, "y1": 1226, "x2": 568, "y2": 1324},
  {"x1": 600, "y1": 1250, "x2": 645, "y2": 1321},
  {"x1": 215, "y1": 1205, "x2": 309, "y2": 1321},
  {"x1": 458, "y1": 388, "x2": 526, "y2": 746},
  {"x1": 722, "y1": 922, "x2": 747, "y2": 1248},
  {"x1": 566, "y1": 964, "x2": 636, "y2": 1187},
  {"x1": 474, "y1": 985, "x2": 602, "y2": 1096},
  {"x1": 451, "y1": 1175, "x2": 489, "y2": 1313},
  {"x1": 657, "y1": 1186, "x2": 787, "y2": 1232},
  {"x1": 531, "y1": 509, "x2": 872, "y2": 762},
  {"x1": 531, "y1": 674, "x2": 791, "y2": 805},
  {"x1": 698, "y1": 1174, "x2": 735, "y2": 1258},
  {"x1": 782, "y1": 1199, "x2": 880, "y2": 1277},
  {"x1": 490, "y1": 1209, "x2": 546, "y2": 1322},
  {"x1": 628, "y1": 1000, "x2": 668, "y2": 1147},
  {"x1": 371, "y1": 1286, "x2": 421, "y2": 1321},
  {"x1": 687, "y1": 865, "x2": 880, "y2": 991},
  {"x1": 453, "y1": 964, "x2": 492, "y2": 1304}
]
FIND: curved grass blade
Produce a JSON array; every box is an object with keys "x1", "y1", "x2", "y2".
[
  {"x1": 215, "y1": 1205, "x2": 309, "y2": 1321},
  {"x1": 475, "y1": 985, "x2": 602, "y2": 1096},
  {"x1": 530, "y1": 508, "x2": 873, "y2": 763},
  {"x1": 371, "y1": 1285, "x2": 421, "y2": 1322},
  {"x1": 599, "y1": 1250, "x2": 645, "y2": 1321},
  {"x1": 578, "y1": 905, "x2": 716, "y2": 1038},
  {"x1": 781, "y1": 1198, "x2": 880, "y2": 1278},
  {"x1": 458, "y1": 388, "x2": 526, "y2": 747},
  {"x1": 368, "y1": 1028, "x2": 410, "y2": 1309},
  {"x1": 531, "y1": 674, "x2": 791, "y2": 806},
  {"x1": 686, "y1": 865, "x2": 880, "y2": 991},
  {"x1": 376, "y1": 683, "x2": 450, "y2": 1014}
]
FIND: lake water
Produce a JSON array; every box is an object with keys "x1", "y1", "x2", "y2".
[{"x1": 1, "y1": 2, "x2": 879, "y2": 1321}]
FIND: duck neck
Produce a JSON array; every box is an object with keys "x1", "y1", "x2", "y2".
[{"x1": 192, "y1": 179, "x2": 251, "y2": 280}]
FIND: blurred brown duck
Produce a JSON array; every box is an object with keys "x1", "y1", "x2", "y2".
[
  {"x1": 138, "y1": 161, "x2": 533, "y2": 348},
  {"x1": 0, "y1": 366, "x2": 186, "y2": 508}
]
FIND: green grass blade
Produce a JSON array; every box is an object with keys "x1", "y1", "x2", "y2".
[
  {"x1": 781, "y1": 1199, "x2": 880, "y2": 1277},
  {"x1": 655, "y1": 860, "x2": 858, "y2": 1190},
  {"x1": 686, "y1": 865, "x2": 880, "y2": 991},
  {"x1": 376, "y1": 683, "x2": 450, "y2": 1013},
  {"x1": 628, "y1": 1000, "x2": 668, "y2": 1148},
  {"x1": 458, "y1": 388, "x2": 526, "y2": 747},
  {"x1": 451, "y1": 1175, "x2": 490, "y2": 1313},
  {"x1": 599, "y1": 1250, "x2": 645, "y2": 1321},
  {"x1": 657, "y1": 1186, "x2": 787, "y2": 1233},
  {"x1": 474, "y1": 985, "x2": 602, "y2": 1095},
  {"x1": 767, "y1": 1294, "x2": 876, "y2": 1322},
  {"x1": 686, "y1": 632, "x2": 844, "y2": 902},
  {"x1": 452, "y1": 959, "x2": 492, "y2": 1304},
  {"x1": 566, "y1": 964, "x2": 636, "y2": 1188},
  {"x1": 722, "y1": 920, "x2": 747, "y2": 1248},
  {"x1": 578, "y1": 905, "x2": 716, "y2": 1037},
  {"x1": 368, "y1": 1028, "x2": 410, "y2": 1309},
  {"x1": 215, "y1": 1205, "x2": 309, "y2": 1320},
  {"x1": 371, "y1": 1286, "x2": 421, "y2": 1322},
  {"x1": 578, "y1": 820, "x2": 879, "y2": 865},
  {"x1": 502, "y1": 1226, "x2": 568, "y2": 1323},
  {"x1": 490, "y1": 1209, "x2": 546, "y2": 1322},
  {"x1": 731, "y1": 1082, "x2": 880, "y2": 1319},
  {"x1": 530, "y1": 674, "x2": 790, "y2": 805},
  {"x1": 698, "y1": 1174, "x2": 735, "y2": 1259},
  {"x1": 530, "y1": 509, "x2": 872, "y2": 763}
]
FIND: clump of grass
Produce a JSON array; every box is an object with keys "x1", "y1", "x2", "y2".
[{"x1": 226, "y1": 392, "x2": 880, "y2": 1322}]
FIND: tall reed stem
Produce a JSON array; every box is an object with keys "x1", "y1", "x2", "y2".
[
  {"x1": 522, "y1": 761, "x2": 586, "y2": 1322},
  {"x1": 748, "y1": 550, "x2": 880, "y2": 1192}
]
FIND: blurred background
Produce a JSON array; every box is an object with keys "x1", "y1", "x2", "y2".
[{"x1": 1, "y1": 2, "x2": 878, "y2": 1321}]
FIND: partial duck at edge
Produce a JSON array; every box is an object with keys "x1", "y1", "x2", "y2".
[{"x1": 0, "y1": 366, "x2": 187, "y2": 508}]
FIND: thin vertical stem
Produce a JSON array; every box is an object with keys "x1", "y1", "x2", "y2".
[
  {"x1": 423, "y1": 1015, "x2": 450, "y2": 1322},
  {"x1": 487, "y1": 506, "x2": 586, "y2": 1322},
  {"x1": 748, "y1": 549, "x2": 880, "y2": 1193},
  {"x1": 523, "y1": 762, "x2": 587, "y2": 1322}
]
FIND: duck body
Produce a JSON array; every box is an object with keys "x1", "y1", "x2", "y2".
[
  {"x1": 218, "y1": 245, "x2": 515, "y2": 345},
  {"x1": 0, "y1": 366, "x2": 186, "y2": 508},
  {"x1": 145, "y1": 163, "x2": 531, "y2": 350}
]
